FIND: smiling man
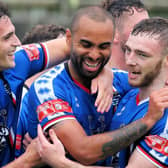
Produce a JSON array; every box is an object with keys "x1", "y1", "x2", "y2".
[{"x1": 16, "y1": 6, "x2": 165, "y2": 167}]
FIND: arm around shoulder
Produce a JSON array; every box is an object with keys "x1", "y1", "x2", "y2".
[{"x1": 44, "y1": 37, "x2": 70, "y2": 67}]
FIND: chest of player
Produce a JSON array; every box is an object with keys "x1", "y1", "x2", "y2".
[{"x1": 69, "y1": 92, "x2": 113, "y2": 135}]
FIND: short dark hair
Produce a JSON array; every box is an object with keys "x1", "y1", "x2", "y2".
[
  {"x1": 0, "y1": 1, "x2": 10, "y2": 18},
  {"x1": 22, "y1": 24, "x2": 66, "y2": 44},
  {"x1": 132, "y1": 17, "x2": 168, "y2": 55},
  {"x1": 70, "y1": 5, "x2": 115, "y2": 34},
  {"x1": 101, "y1": 0, "x2": 147, "y2": 18}
]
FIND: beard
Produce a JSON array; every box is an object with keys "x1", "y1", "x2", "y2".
[
  {"x1": 70, "y1": 51, "x2": 110, "y2": 80},
  {"x1": 131, "y1": 60, "x2": 162, "y2": 87}
]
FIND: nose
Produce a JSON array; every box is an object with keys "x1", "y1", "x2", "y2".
[
  {"x1": 13, "y1": 34, "x2": 21, "y2": 47},
  {"x1": 88, "y1": 47, "x2": 101, "y2": 61}
]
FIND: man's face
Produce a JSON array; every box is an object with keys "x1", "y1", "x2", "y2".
[
  {"x1": 68, "y1": 16, "x2": 114, "y2": 81},
  {"x1": 125, "y1": 33, "x2": 164, "y2": 88},
  {"x1": 0, "y1": 16, "x2": 21, "y2": 71},
  {"x1": 110, "y1": 9, "x2": 149, "y2": 70}
]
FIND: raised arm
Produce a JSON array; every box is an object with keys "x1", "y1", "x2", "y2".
[
  {"x1": 48, "y1": 105, "x2": 163, "y2": 165},
  {"x1": 44, "y1": 36, "x2": 70, "y2": 67},
  {"x1": 126, "y1": 88, "x2": 168, "y2": 168}
]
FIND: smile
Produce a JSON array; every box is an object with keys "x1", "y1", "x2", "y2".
[{"x1": 84, "y1": 60, "x2": 99, "y2": 68}]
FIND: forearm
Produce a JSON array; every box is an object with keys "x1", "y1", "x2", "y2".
[
  {"x1": 45, "y1": 37, "x2": 70, "y2": 68},
  {"x1": 101, "y1": 118, "x2": 152, "y2": 158},
  {"x1": 2, "y1": 153, "x2": 36, "y2": 168},
  {"x1": 52, "y1": 116, "x2": 155, "y2": 165},
  {"x1": 51, "y1": 157, "x2": 110, "y2": 168},
  {"x1": 82, "y1": 116, "x2": 155, "y2": 161},
  {"x1": 51, "y1": 157, "x2": 86, "y2": 168}
]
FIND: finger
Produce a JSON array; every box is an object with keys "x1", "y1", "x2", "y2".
[
  {"x1": 48, "y1": 129, "x2": 61, "y2": 145},
  {"x1": 24, "y1": 133, "x2": 32, "y2": 142},
  {"x1": 152, "y1": 93, "x2": 168, "y2": 103},
  {"x1": 104, "y1": 96, "x2": 113, "y2": 112},
  {"x1": 95, "y1": 87, "x2": 104, "y2": 108},
  {"x1": 153, "y1": 88, "x2": 168, "y2": 96},
  {"x1": 91, "y1": 78, "x2": 98, "y2": 94},
  {"x1": 96, "y1": 94, "x2": 106, "y2": 113},
  {"x1": 38, "y1": 124, "x2": 48, "y2": 145},
  {"x1": 102, "y1": 94, "x2": 112, "y2": 112},
  {"x1": 36, "y1": 137, "x2": 42, "y2": 156},
  {"x1": 97, "y1": 94, "x2": 112, "y2": 113},
  {"x1": 23, "y1": 139, "x2": 29, "y2": 149}
]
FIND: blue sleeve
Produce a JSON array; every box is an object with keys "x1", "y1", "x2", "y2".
[
  {"x1": 27, "y1": 66, "x2": 75, "y2": 134},
  {"x1": 7, "y1": 43, "x2": 49, "y2": 82},
  {"x1": 112, "y1": 69, "x2": 133, "y2": 97},
  {"x1": 136, "y1": 110, "x2": 168, "y2": 167}
]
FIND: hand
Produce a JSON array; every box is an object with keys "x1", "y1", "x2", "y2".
[
  {"x1": 91, "y1": 66, "x2": 113, "y2": 113},
  {"x1": 37, "y1": 125, "x2": 66, "y2": 167},
  {"x1": 24, "y1": 138, "x2": 44, "y2": 167},
  {"x1": 145, "y1": 87, "x2": 168, "y2": 126},
  {"x1": 23, "y1": 133, "x2": 33, "y2": 150}
]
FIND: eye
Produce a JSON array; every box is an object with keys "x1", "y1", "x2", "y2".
[
  {"x1": 3, "y1": 32, "x2": 13, "y2": 40},
  {"x1": 99, "y1": 43, "x2": 111, "y2": 50},
  {"x1": 80, "y1": 40, "x2": 92, "y2": 48},
  {"x1": 136, "y1": 51, "x2": 148, "y2": 57},
  {"x1": 125, "y1": 46, "x2": 131, "y2": 54}
]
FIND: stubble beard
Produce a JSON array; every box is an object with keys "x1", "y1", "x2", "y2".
[{"x1": 130, "y1": 60, "x2": 162, "y2": 88}]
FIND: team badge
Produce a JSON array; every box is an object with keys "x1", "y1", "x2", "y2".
[
  {"x1": 145, "y1": 135, "x2": 168, "y2": 156},
  {"x1": 23, "y1": 44, "x2": 40, "y2": 61},
  {"x1": 37, "y1": 99, "x2": 72, "y2": 122}
]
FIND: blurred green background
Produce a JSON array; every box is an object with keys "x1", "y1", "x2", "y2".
[{"x1": 2, "y1": 0, "x2": 168, "y2": 39}]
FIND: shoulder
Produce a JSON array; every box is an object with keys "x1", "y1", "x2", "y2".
[{"x1": 31, "y1": 64, "x2": 69, "y2": 103}]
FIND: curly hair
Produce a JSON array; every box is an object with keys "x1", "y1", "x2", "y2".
[
  {"x1": 22, "y1": 24, "x2": 66, "y2": 44},
  {"x1": 101, "y1": 0, "x2": 147, "y2": 18}
]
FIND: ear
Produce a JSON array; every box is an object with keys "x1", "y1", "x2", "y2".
[
  {"x1": 113, "y1": 29, "x2": 120, "y2": 44},
  {"x1": 66, "y1": 28, "x2": 72, "y2": 47}
]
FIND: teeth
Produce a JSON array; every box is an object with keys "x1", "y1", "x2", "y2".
[{"x1": 85, "y1": 61, "x2": 99, "y2": 67}]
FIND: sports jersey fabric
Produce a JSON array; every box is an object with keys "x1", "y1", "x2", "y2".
[
  {"x1": 109, "y1": 89, "x2": 168, "y2": 168},
  {"x1": 15, "y1": 64, "x2": 131, "y2": 166}
]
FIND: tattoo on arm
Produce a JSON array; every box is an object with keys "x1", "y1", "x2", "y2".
[{"x1": 101, "y1": 120, "x2": 148, "y2": 158}]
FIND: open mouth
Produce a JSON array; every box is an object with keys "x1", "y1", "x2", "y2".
[
  {"x1": 83, "y1": 59, "x2": 101, "y2": 72},
  {"x1": 129, "y1": 71, "x2": 141, "y2": 79},
  {"x1": 84, "y1": 60, "x2": 99, "y2": 67}
]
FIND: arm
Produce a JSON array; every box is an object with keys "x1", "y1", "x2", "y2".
[
  {"x1": 3, "y1": 138, "x2": 43, "y2": 168},
  {"x1": 50, "y1": 116, "x2": 154, "y2": 165},
  {"x1": 44, "y1": 37, "x2": 70, "y2": 67},
  {"x1": 126, "y1": 88, "x2": 168, "y2": 168},
  {"x1": 33, "y1": 89, "x2": 165, "y2": 164},
  {"x1": 37, "y1": 125, "x2": 112, "y2": 168},
  {"x1": 126, "y1": 148, "x2": 157, "y2": 168},
  {"x1": 47, "y1": 88, "x2": 167, "y2": 165}
]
